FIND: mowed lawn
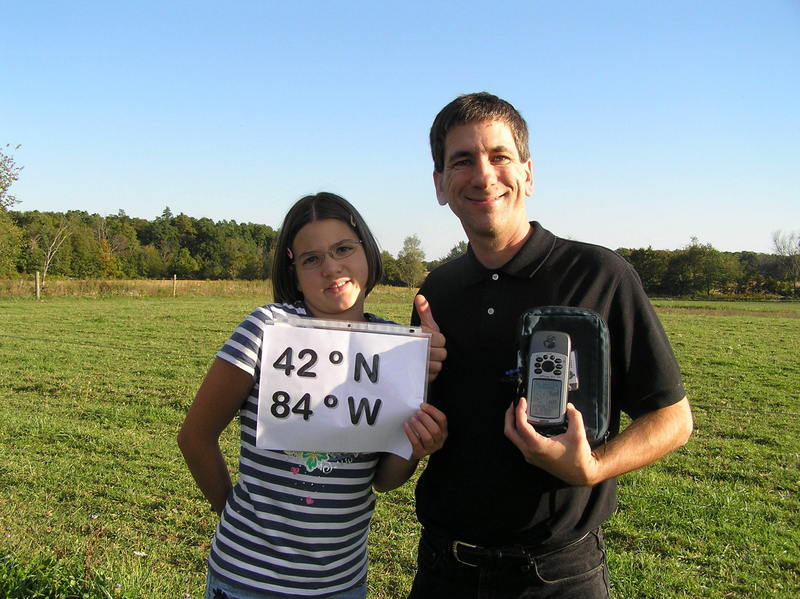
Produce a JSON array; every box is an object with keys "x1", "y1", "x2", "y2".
[{"x1": 0, "y1": 289, "x2": 797, "y2": 598}]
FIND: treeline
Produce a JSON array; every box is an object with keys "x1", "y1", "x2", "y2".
[
  {"x1": 616, "y1": 239, "x2": 796, "y2": 297},
  {"x1": 0, "y1": 208, "x2": 798, "y2": 297},
  {"x1": 1, "y1": 209, "x2": 277, "y2": 283},
  {"x1": 1, "y1": 146, "x2": 798, "y2": 296},
  {"x1": 0, "y1": 209, "x2": 451, "y2": 288}
]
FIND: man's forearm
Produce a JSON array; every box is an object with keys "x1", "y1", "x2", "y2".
[{"x1": 591, "y1": 397, "x2": 693, "y2": 485}]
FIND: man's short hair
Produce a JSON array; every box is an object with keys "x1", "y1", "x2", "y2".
[{"x1": 430, "y1": 92, "x2": 530, "y2": 173}]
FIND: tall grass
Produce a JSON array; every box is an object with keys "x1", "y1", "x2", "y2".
[{"x1": 0, "y1": 278, "x2": 273, "y2": 298}]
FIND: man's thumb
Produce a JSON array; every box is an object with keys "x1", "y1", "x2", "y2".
[{"x1": 414, "y1": 294, "x2": 439, "y2": 332}]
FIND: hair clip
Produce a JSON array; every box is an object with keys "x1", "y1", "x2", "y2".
[
  {"x1": 350, "y1": 214, "x2": 357, "y2": 228},
  {"x1": 286, "y1": 248, "x2": 293, "y2": 260}
]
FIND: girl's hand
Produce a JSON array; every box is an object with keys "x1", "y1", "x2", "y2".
[
  {"x1": 404, "y1": 402, "x2": 448, "y2": 460},
  {"x1": 372, "y1": 403, "x2": 448, "y2": 492}
]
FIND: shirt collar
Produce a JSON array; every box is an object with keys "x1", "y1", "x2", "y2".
[{"x1": 461, "y1": 221, "x2": 556, "y2": 284}]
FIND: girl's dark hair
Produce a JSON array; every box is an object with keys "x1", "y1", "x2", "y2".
[{"x1": 271, "y1": 192, "x2": 384, "y2": 303}]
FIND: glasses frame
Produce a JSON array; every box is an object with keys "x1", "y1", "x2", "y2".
[{"x1": 293, "y1": 239, "x2": 363, "y2": 271}]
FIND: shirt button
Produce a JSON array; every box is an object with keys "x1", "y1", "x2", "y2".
[
  {"x1": 491, "y1": 273, "x2": 499, "y2": 281},
  {"x1": 487, "y1": 308, "x2": 495, "y2": 315}
]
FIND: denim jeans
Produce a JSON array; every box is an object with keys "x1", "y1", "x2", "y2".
[
  {"x1": 408, "y1": 528, "x2": 610, "y2": 599},
  {"x1": 204, "y1": 569, "x2": 367, "y2": 599}
]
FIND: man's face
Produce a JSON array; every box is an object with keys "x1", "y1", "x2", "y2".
[{"x1": 433, "y1": 120, "x2": 533, "y2": 243}]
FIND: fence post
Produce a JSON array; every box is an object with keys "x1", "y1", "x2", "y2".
[
  {"x1": 35, "y1": 271, "x2": 41, "y2": 299},
  {"x1": 172, "y1": 274, "x2": 177, "y2": 297}
]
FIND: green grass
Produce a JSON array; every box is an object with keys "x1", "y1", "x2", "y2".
[{"x1": 0, "y1": 290, "x2": 798, "y2": 598}]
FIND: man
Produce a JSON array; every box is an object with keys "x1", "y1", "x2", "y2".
[{"x1": 409, "y1": 92, "x2": 693, "y2": 598}]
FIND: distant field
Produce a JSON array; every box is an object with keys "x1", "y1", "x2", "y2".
[
  {"x1": 0, "y1": 291, "x2": 797, "y2": 598},
  {"x1": 0, "y1": 277, "x2": 273, "y2": 298}
]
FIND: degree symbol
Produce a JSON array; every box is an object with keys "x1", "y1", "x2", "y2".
[
  {"x1": 329, "y1": 351, "x2": 344, "y2": 365},
  {"x1": 324, "y1": 395, "x2": 338, "y2": 409}
]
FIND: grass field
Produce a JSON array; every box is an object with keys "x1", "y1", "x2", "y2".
[{"x1": 0, "y1": 287, "x2": 798, "y2": 598}]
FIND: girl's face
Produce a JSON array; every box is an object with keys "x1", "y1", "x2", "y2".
[{"x1": 291, "y1": 218, "x2": 370, "y2": 322}]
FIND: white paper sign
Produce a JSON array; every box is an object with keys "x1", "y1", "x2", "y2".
[{"x1": 257, "y1": 320, "x2": 430, "y2": 459}]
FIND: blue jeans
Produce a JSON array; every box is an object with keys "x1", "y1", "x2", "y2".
[
  {"x1": 204, "y1": 569, "x2": 367, "y2": 599},
  {"x1": 408, "y1": 528, "x2": 610, "y2": 599}
]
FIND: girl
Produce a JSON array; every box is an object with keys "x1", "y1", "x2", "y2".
[{"x1": 178, "y1": 192, "x2": 447, "y2": 599}]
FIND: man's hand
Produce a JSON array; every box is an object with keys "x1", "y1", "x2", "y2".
[
  {"x1": 415, "y1": 294, "x2": 446, "y2": 383},
  {"x1": 504, "y1": 398, "x2": 601, "y2": 486},
  {"x1": 505, "y1": 396, "x2": 693, "y2": 487}
]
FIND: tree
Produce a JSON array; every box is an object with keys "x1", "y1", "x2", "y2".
[
  {"x1": 151, "y1": 207, "x2": 180, "y2": 266},
  {"x1": 39, "y1": 217, "x2": 73, "y2": 288},
  {"x1": 174, "y1": 213, "x2": 197, "y2": 248},
  {"x1": 427, "y1": 240, "x2": 468, "y2": 271},
  {"x1": 20, "y1": 213, "x2": 74, "y2": 288},
  {"x1": 772, "y1": 230, "x2": 800, "y2": 296},
  {"x1": 662, "y1": 238, "x2": 739, "y2": 296},
  {"x1": 0, "y1": 144, "x2": 23, "y2": 210},
  {"x1": 735, "y1": 251, "x2": 782, "y2": 295},
  {"x1": 0, "y1": 210, "x2": 22, "y2": 277},
  {"x1": 193, "y1": 217, "x2": 225, "y2": 279},
  {"x1": 0, "y1": 145, "x2": 23, "y2": 276},
  {"x1": 618, "y1": 246, "x2": 669, "y2": 294},
  {"x1": 97, "y1": 238, "x2": 123, "y2": 278},
  {"x1": 96, "y1": 215, "x2": 141, "y2": 277},
  {"x1": 220, "y1": 237, "x2": 259, "y2": 279},
  {"x1": 449, "y1": 240, "x2": 468, "y2": 258},
  {"x1": 67, "y1": 216, "x2": 104, "y2": 278},
  {"x1": 380, "y1": 250, "x2": 401, "y2": 286},
  {"x1": 396, "y1": 234, "x2": 427, "y2": 287},
  {"x1": 171, "y1": 247, "x2": 199, "y2": 278},
  {"x1": 136, "y1": 244, "x2": 166, "y2": 278}
]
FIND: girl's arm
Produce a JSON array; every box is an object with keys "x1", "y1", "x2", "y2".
[
  {"x1": 372, "y1": 403, "x2": 448, "y2": 492},
  {"x1": 178, "y1": 358, "x2": 254, "y2": 515}
]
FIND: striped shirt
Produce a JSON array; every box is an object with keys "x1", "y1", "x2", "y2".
[{"x1": 210, "y1": 302, "x2": 387, "y2": 597}]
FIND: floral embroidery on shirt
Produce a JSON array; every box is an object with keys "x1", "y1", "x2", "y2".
[{"x1": 285, "y1": 451, "x2": 359, "y2": 473}]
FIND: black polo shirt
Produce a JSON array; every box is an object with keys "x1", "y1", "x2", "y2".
[{"x1": 411, "y1": 222, "x2": 685, "y2": 549}]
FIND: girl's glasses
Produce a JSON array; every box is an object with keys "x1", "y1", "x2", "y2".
[{"x1": 294, "y1": 239, "x2": 363, "y2": 271}]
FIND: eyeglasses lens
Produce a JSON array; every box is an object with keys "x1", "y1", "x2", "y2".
[{"x1": 297, "y1": 241, "x2": 360, "y2": 270}]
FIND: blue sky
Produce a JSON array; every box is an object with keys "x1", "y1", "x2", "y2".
[{"x1": 3, "y1": 1, "x2": 798, "y2": 259}]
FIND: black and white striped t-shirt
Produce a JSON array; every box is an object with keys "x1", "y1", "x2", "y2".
[{"x1": 210, "y1": 302, "x2": 385, "y2": 596}]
